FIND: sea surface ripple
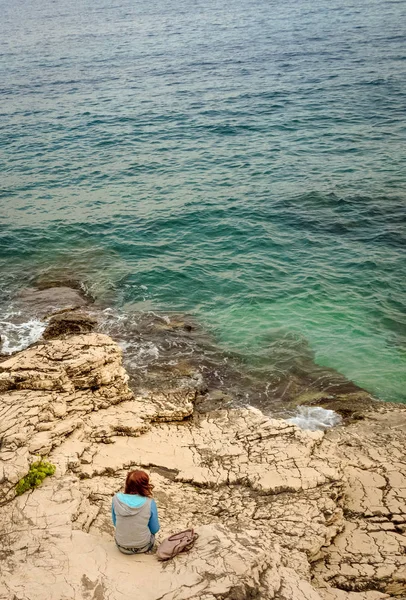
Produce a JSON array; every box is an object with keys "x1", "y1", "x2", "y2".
[{"x1": 0, "y1": 0, "x2": 405, "y2": 402}]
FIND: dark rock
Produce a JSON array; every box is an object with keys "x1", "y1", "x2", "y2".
[
  {"x1": 33, "y1": 271, "x2": 93, "y2": 300},
  {"x1": 15, "y1": 287, "x2": 88, "y2": 318},
  {"x1": 288, "y1": 389, "x2": 380, "y2": 422},
  {"x1": 43, "y1": 312, "x2": 97, "y2": 340},
  {"x1": 153, "y1": 318, "x2": 196, "y2": 333},
  {"x1": 195, "y1": 389, "x2": 234, "y2": 412}
]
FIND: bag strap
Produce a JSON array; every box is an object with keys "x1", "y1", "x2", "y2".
[
  {"x1": 168, "y1": 528, "x2": 194, "y2": 541},
  {"x1": 169, "y1": 530, "x2": 198, "y2": 559}
]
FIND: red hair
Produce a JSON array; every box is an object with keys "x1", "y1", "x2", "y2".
[{"x1": 124, "y1": 470, "x2": 154, "y2": 497}]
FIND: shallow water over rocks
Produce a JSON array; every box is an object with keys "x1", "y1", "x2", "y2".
[{"x1": 1, "y1": 285, "x2": 378, "y2": 425}]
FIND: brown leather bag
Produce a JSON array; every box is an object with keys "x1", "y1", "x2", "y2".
[{"x1": 156, "y1": 529, "x2": 198, "y2": 561}]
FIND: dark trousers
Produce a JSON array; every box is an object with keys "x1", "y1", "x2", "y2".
[{"x1": 115, "y1": 535, "x2": 155, "y2": 554}]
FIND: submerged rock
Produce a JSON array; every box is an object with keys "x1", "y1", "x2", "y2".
[
  {"x1": 43, "y1": 311, "x2": 97, "y2": 340},
  {"x1": 16, "y1": 286, "x2": 88, "y2": 318},
  {"x1": 97, "y1": 308, "x2": 378, "y2": 420},
  {"x1": 0, "y1": 286, "x2": 93, "y2": 355},
  {"x1": 289, "y1": 389, "x2": 378, "y2": 422},
  {"x1": 34, "y1": 273, "x2": 88, "y2": 294},
  {"x1": 0, "y1": 332, "x2": 405, "y2": 599}
]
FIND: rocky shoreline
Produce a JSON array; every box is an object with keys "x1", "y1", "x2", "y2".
[{"x1": 0, "y1": 287, "x2": 405, "y2": 600}]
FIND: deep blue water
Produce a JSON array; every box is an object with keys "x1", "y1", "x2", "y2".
[{"x1": 1, "y1": 0, "x2": 405, "y2": 401}]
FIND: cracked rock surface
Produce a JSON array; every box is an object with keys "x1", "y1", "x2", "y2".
[{"x1": 0, "y1": 333, "x2": 405, "y2": 600}]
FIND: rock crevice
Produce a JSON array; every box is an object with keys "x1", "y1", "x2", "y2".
[{"x1": 0, "y1": 331, "x2": 405, "y2": 600}]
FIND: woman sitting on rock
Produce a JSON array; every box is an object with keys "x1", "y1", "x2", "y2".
[{"x1": 112, "y1": 469, "x2": 160, "y2": 554}]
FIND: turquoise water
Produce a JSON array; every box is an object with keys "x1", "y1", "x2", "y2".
[{"x1": 1, "y1": 0, "x2": 405, "y2": 402}]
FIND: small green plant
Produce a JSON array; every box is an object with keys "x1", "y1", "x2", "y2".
[{"x1": 15, "y1": 460, "x2": 56, "y2": 496}]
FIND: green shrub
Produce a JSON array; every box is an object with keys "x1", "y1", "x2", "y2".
[{"x1": 15, "y1": 460, "x2": 56, "y2": 496}]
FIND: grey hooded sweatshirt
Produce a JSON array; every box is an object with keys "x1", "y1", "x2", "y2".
[{"x1": 112, "y1": 493, "x2": 158, "y2": 549}]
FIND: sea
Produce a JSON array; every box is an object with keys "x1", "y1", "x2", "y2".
[{"x1": 0, "y1": 0, "x2": 405, "y2": 406}]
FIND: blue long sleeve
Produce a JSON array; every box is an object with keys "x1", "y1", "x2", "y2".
[
  {"x1": 148, "y1": 499, "x2": 160, "y2": 534},
  {"x1": 111, "y1": 501, "x2": 116, "y2": 526}
]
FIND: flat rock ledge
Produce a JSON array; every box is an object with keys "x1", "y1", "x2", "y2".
[{"x1": 0, "y1": 333, "x2": 405, "y2": 600}]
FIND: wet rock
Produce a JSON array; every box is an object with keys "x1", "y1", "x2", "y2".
[
  {"x1": 195, "y1": 388, "x2": 234, "y2": 412},
  {"x1": 43, "y1": 311, "x2": 97, "y2": 340},
  {"x1": 34, "y1": 274, "x2": 86, "y2": 294},
  {"x1": 16, "y1": 286, "x2": 88, "y2": 318},
  {"x1": 98, "y1": 309, "x2": 382, "y2": 421},
  {"x1": 153, "y1": 319, "x2": 195, "y2": 332},
  {"x1": 289, "y1": 389, "x2": 379, "y2": 422},
  {"x1": 32, "y1": 269, "x2": 95, "y2": 301}
]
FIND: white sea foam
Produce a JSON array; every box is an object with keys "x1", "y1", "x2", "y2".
[
  {"x1": 119, "y1": 341, "x2": 160, "y2": 366},
  {"x1": 287, "y1": 406, "x2": 342, "y2": 431},
  {"x1": 0, "y1": 318, "x2": 46, "y2": 354},
  {"x1": 134, "y1": 342, "x2": 160, "y2": 361},
  {"x1": 149, "y1": 311, "x2": 170, "y2": 324}
]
